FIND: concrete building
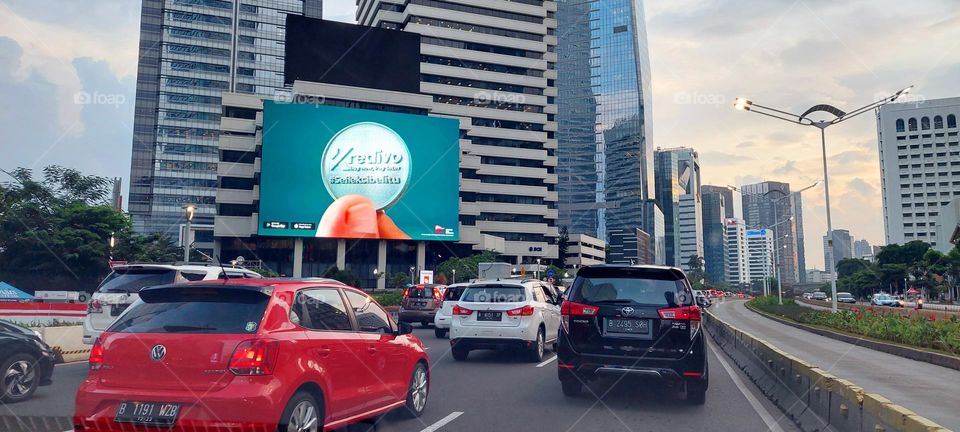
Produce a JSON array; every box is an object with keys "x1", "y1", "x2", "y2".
[
  {"x1": 792, "y1": 192, "x2": 808, "y2": 283},
  {"x1": 741, "y1": 181, "x2": 804, "y2": 285},
  {"x1": 565, "y1": 233, "x2": 606, "y2": 268},
  {"x1": 877, "y1": 97, "x2": 960, "y2": 248},
  {"x1": 556, "y1": 0, "x2": 653, "y2": 240},
  {"x1": 643, "y1": 199, "x2": 666, "y2": 265},
  {"x1": 701, "y1": 185, "x2": 729, "y2": 283},
  {"x1": 823, "y1": 229, "x2": 853, "y2": 274},
  {"x1": 128, "y1": 0, "x2": 322, "y2": 239},
  {"x1": 725, "y1": 218, "x2": 749, "y2": 286},
  {"x1": 746, "y1": 228, "x2": 775, "y2": 283},
  {"x1": 358, "y1": 0, "x2": 560, "y2": 264},
  {"x1": 806, "y1": 269, "x2": 836, "y2": 284},
  {"x1": 854, "y1": 239, "x2": 873, "y2": 259},
  {"x1": 607, "y1": 228, "x2": 641, "y2": 265},
  {"x1": 654, "y1": 147, "x2": 703, "y2": 269},
  {"x1": 935, "y1": 198, "x2": 960, "y2": 253}
]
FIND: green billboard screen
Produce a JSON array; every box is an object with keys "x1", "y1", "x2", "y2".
[{"x1": 258, "y1": 102, "x2": 460, "y2": 241}]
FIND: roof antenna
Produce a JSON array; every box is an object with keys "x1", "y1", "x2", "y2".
[{"x1": 215, "y1": 255, "x2": 228, "y2": 280}]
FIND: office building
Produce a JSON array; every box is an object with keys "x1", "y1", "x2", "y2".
[
  {"x1": 823, "y1": 229, "x2": 853, "y2": 274},
  {"x1": 746, "y1": 228, "x2": 774, "y2": 283},
  {"x1": 701, "y1": 185, "x2": 729, "y2": 283},
  {"x1": 565, "y1": 233, "x2": 606, "y2": 269},
  {"x1": 643, "y1": 199, "x2": 665, "y2": 265},
  {"x1": 741, "y1": 181, "x2": 803, "y2": 285},
  {"x1": 128, "y1": 0, "x2": 323, "y2": 239},
  {"x1": 607, "y1": 228, "x2": 641, "y2": 265},
  {"x1": 806, "y1": 269, "x2": 835, "y2": 284},
  {"x1": 725, "y1": 218, "x2": 749, "y2": 286},
  {"x1": 854, "y1": 239, "x2": 873, "y2": 259},
  {"x1": 556, "y1": 0, "x2": 653, "y2": 240},
  {"x1": 935, "y1": 199, "x2": 960, "y2": 253},
  {"x1": 877, "y1": 97, "x2": 960, "y2": 248},
  {"x1": 358, "y1": 0, "x2": 560, "y2": 263},
  {"x1": 654, "y1": 147, "x2": 703, "y2": 269},
  {"x1": 792, "y1": 192, "x2": 807, "y2": 283}
]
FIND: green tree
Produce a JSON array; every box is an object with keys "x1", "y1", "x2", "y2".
[
  {"x1": 836, "y1": 258, "x2": 870, "y2": 279},
  {"x1": 386, "y1": 272, "x2": 411, "y2": 289},
  {"x1": 323, "y1": 266, "x2": 359, "y2": 287},
  {"x1": 435, "y1": 251, "x2": 500, "y2": 282},
  {"x1": 556, "y1": 226, "x2": 569, "y2": 267},
  {"x1": 685, "y1": 254, "x2": 706, "y2": 288}
]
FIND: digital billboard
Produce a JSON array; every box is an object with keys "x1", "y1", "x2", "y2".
[{"x1": 258, "y1": 102, "x2": 460, "y2": 241}]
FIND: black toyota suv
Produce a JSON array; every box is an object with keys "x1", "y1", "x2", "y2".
[{"x1": 556, "y1": 265, "x2": 708, "y2": 404}]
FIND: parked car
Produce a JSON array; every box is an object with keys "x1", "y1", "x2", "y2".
[
  {"x1": 812, "y1": 291, "x2": 828, "y2": 301},
  {"x1": 836, "y1": 292, "x2": 856, "y2": 304},
  {"x1": 399, "y1": 283, "x2": 446, "y2": 327},
  {"x1": 556, "y1": 265, "x2": 708, "y2": 404},
  {"x1": 74, "y1": 279, "x2": 429, "y2": 431},
  {"x1": 433, "y1": 282, "x2": 471, "y2": 338},
  {"x1": 449, "y1": 279, "x2": 561, "y2": 362},
  {"x1": 0, "y1": 319, "x2": 56, "y2": 403},
  {"x1": 83, "y1": 263, "x2": 262, "y2": 344},
  {"x1": 802, "y1": 292, "x2": 813, "y2": 300},
  {"x1": 871, "y1": 293, "x2": 900, "y2": 307}
]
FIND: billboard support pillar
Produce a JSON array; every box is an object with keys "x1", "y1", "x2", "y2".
[
  {"x1": 416, "y1": 241, "x2": 426, "y2": 273},
  {"x1": 377, "y1": 240, "x2": 387, "y2": 290},
  {"x1": 336, "y1": 239, "x2": 346, "y2": 269},
  {"x1": 293, "y1": 238, "x2": 304, "y2": 278}
]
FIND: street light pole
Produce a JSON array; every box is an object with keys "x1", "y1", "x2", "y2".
[
  {"x1": 182, "y1": 204, "x2": 195, "y2": 262},
  {"x1": 734, "y1": 86, "x2": 912, "y2": 312}
]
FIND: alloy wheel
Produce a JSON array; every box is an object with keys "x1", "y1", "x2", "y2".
[
  {"x1": 287, "y1": 400, "x2": 319, "y2": 432},
  {"x1": 3, "y1": 360, "x2": 35, "y2": 398},
  {"x1": 412, "y1": 365, "x2": 428, "y2": 413}
]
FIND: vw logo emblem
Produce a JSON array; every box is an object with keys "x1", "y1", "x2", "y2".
[
  {"x1": 621, "y1": 307, "x2": 635, "y2": 316},
  {"x1": 150, "y1": 345, "x2": 166, "y2": 361}
]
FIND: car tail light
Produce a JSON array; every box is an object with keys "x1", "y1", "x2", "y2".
[
  {"x1": 657, "y1": 306, "x2": 701, "y2": 321},
  {"x1": 506, "y1": 305, "x2": 535, "y2": 316},
  {"x1": 89, "y1": 338, "x2": 104, "y2": 371},
  {"x1": 87, "y1": 299, "x2": 102, "y2": 314},
  {"x1": 560, "y1": 301, "x2": 599, "y2": 332},
  {"x1": 228, "y1": 339, "x2": 280, "y2": 376},
  {"x1": 452, "y1": 305, "x2": 473, "y2": 316},
  {"x1": 433, "y1": 289, "x2": 442, "y2": 302},
  {"x1": 402, "y1": 288, "x2": 410, "y2": 299}
]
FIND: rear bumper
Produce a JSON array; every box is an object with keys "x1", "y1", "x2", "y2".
[
  {"x1": 557, "y1": 332, "x2": 706, "y2": 383},
  {"x1": 433, "y1": 314, "x2": 451, "y2": 329},
  {"x1": 399, "y1": 309, "x2": 436, "y2": 322},
  {"x1": 451, "y1": 337, "x2": 534, "y2": 351}
]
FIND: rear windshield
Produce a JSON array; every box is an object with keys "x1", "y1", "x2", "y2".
[
  {"x1": 444, "y1": 286, "x2": 467, "y2": 301},
  {"x1": 108, "y1": 288, "x2": 268, "y2": 334},
  {"x1": 97, "y1": 269, "x2": 178, "y2": 294},
  {"x1": 460, "y1": 285, "x2": 526, "y2": 303},
  {"x1": 569, "y1": 276, "x2": 690, "y2": 307},
  {"x1": 838, "y1": 292, "x2": 853, "y2": 297},
  {"x1": 408, "y1": 286, "x2": 435, "y2": 298}
]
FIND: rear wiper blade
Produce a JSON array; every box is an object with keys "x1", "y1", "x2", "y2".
[
  {"x1": 590, "y1": 299, "x2": 634, "y2": 304},
  {"x1": 162, "y1": 325, "x2": 216, "y2": 332}
]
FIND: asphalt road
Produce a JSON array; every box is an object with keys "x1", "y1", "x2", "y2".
[
  {"x1": 5, "y1": 326, "x2": 799, "y2": 432},
  {"x1": 711, "y1": 299, "x2": 960, "y2": 429}
]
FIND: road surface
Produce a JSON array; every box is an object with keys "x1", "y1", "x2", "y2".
[
  {"x1": 5, "y1": 327, "x2": 799, "y2": 432},
  {"x1": 711, "y1": 299, "x2": 960, "y2": 429}
]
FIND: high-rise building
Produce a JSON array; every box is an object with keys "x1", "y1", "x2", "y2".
[
  {"x1": 823, "y1": 229, "x2": 853, "y2": 273},
  {"x1": 128, "y1": 0, "x2": 322, "y2": 237},
  {"x1": 725, "y1": 218, "x2": 748, "y2": 286},
  {"x1": 746, "y1": 228, "x2": 774, "y2": 283},
  {"x1": 654, "y1": 147, "x2": 703, "y2": 269},
  {"x1": 740, "y1": 181, "x2": 803, "y2": 285},
  {"x1": 792, "y1": 192, "x2": 807, "y2": 283},
  {"x1": 701, "y1": 185, "x2": 729, "y2": 283},
  {"x1": 556, "y1": 0, "x2": 653, "y2": 240},
  {"x1": 358, "y1": 0, "x2": 559, "y2": 262},
  {"x1": 607, "y1": 228, "x2": 641, "y2": 264},
  {"x1": 878, "y1": 97, "x2": 960, "y2": 248},
  {"x1": 854, "y1": 239, "x2": 873, "y2": 259},
  {"x1": 643, "y1": 199, "x2": 665, "y2": 265},
  {"x1": 935, "y1": 199, "x2": 960, "y2": 253}
]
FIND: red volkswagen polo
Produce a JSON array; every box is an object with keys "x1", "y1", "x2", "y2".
[{"x1": 74, "y1": 279, "x2": 429, "y2": 432}]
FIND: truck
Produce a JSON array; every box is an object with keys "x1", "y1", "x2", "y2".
[{"x1": 33, "y1": 290, "x2": 88, "y2": 303}]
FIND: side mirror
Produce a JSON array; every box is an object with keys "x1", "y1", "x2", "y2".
[{"x1": 397, "y1": 321, "x2": 414, "y2": 335}]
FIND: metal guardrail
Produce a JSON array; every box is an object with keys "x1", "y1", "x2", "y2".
[{"x1": 705, "y1": 311, "x2": 950, "y2": 432}]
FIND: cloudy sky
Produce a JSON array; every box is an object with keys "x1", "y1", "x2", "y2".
[{"x1": 1, "y1": 0, "x2": 958, "y2": 269}]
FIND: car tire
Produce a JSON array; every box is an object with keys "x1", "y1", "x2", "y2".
[
  {"x1": 278, "y1": 391, "x2": 323, "y2": 432},
  {"x1": 685, "y1": 381, "x2": 707, "y2": 405},
  {"x1": 560, "y1": 376, "x2": 582, "y2": 397},
  {"x1": 451, "y1": 345, "x2": 469, "y2": 361},
  {"x1": 401, "y1": 362, "x2": 429, "y2": 418},
  {"x1": 434, "y1": 328, "x2": 446, "y2": 338},
  {"x1": 527, "y1": 328, "x2": 545, "y2": 362},
  {"x1": 0, "y1": 353, "x2": 40, "y2": 403},
  {"x1": 421, "y1": 321, "x2": 430, "y2": 328}
]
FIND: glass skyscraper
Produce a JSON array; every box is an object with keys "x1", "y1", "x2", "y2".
[
  {"x1": 556, "y1": 0, "x2": 652, "y2": 240},
  {"x1": 128, "y1": 0, "x2": 321, "y2": 238}
]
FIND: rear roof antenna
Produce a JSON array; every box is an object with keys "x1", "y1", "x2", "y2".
[{"x1": 215, "y1": 255, "x2": 228, "y2": 279}]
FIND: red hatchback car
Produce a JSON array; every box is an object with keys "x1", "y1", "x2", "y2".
[{"x1": 74, "y1": 279, "x2": 429, "y2": 432}]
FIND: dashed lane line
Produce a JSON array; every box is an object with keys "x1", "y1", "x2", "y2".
[
  {"x1": 419, "y1": 411, "x2": 464, "y2": 432},
  {"x1": 536, "y1": 355, "x2": 557, "y2": 368}
]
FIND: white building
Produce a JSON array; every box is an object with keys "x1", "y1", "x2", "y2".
[
  {"x1": 654, "y1": 147, "x2": 703, "y2": 269},
  {"x1": 746, "y1": 229, "x2": 774, "y2": 282},
  {"x1": 356, "y1": 0, "x2": 559, "y2": 263},
  {"x1": 565, "y1": 234, "x2": 606, "y2": 268},
  {"x1": 935, "y1": 198, "x2": 960, "y2": 253},
  {"x1": 724, "y1": 218, "x2": 749, "y2": 285},
  {"x1": 806, "y1": 269, "x2": 836, "y2": 284},
  {"x1": 877, "y1": 97, "x2": 960, "y2": 248}
]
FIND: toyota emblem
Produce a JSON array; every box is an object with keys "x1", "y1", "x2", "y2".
[
  {"x1": 621, "y1": 306, "x2": 635, "y2": 316},
  {"x1": 150, "y1": 345, "x2": 167, "y2": 361}
]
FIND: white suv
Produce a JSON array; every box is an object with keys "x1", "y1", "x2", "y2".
[
  {"x1": 433, "y1": 283, "x2": 471, "y2": 338},
  {"x1": 449, "y1": 279, "x2": 561, "y2": 362},
  {"x1": 82, "y1": 263, "x2": 261, "y2": 344}
]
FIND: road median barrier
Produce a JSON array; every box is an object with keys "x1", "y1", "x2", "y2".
[
  {"x1": 34, "y1": 325, "x2": 90, "y2": 363},
  {"x1": 704, "y1": 311, "x2": 951, "y2": 432}
]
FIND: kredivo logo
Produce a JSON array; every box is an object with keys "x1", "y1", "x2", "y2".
[{"x1": 321, "y1": 122, "x2": 411, "y2": 210}]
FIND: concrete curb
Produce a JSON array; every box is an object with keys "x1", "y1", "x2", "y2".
[
  {"x1": 745, "y1": 302, "x2": 960, "y2": 372},
  {"x1": 704, "y1": 311, "x2": 952, "y2": 432}
]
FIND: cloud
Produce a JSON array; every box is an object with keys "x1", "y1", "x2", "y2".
[{"x1": 847, "y1": 178, "x2": 877, "y2": 196}]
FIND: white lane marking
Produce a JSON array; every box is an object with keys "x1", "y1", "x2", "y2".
[
  {"x1": 536, "y1": 355, "x2": 557, "y2": 368},
  {"x1": 424, "y1": 347, "x2": 431, "y2": 350},
  {"x1": 419, "y1": 411, "x2": 464, "y2": 432},
  {"x1": 707, "y1": 339, "x2": 786, "y2": 432}
]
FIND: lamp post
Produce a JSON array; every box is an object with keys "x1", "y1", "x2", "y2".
[
  {"x1": 409, "y1": 266, "x2": 416, "y2": 285},
  {"x1": 734, "y1": 86, "x2": 912, "y2": 312},
  {"x1": 182, "y1": 204, "x2": 196, "y2": 262},
  {"x1": 536, "y1": 258, "x2": 541, "y2": 280},
  {"x1": 452, "y1": 268, "x2": 457, "y2": 284}
]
